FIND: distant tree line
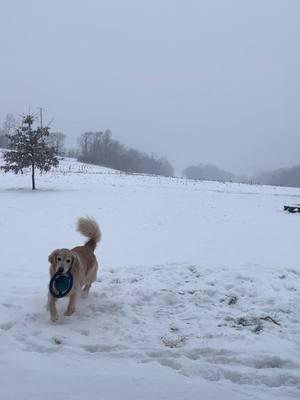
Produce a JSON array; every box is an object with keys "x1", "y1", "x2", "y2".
[
  {"x1": 77, "y1": 131, "x2": 174, "y2": 177},
  {"x1": 183, "y1": 162, "x2": 300, "y2": 188},
  {"x1": 182, "y1": 163, "x2": 250, "y2": 183},
  {"x1": 5, "y1": 111, "x2": 300, "y2": 187},
  {"x1": 255, "y1": 165, "x2": 300, "y2": 188},
  {"x1": 183, "y1": 164, "x2": 236, "y2": 182}
]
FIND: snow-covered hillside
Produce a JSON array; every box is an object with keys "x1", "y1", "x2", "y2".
[{"x1": 1, "y1": 153, "x2": 300, "y2": 400}]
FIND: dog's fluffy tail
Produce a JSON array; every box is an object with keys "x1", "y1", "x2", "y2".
[{"x1": 77, "y1": 217, "x2": 101, "y2": 251}]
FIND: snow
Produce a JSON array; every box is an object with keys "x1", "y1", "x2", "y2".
[{"x1": 1, "y1": 151, "x2": 300, "y2": 399}]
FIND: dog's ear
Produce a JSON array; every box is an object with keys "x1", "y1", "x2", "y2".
[
  {"x1": 70, "y1": 252, "x2": 80, "y2": 280},
  {"x1": 71, "y1": 253, "x2": 80, "y2": 271},
  {"x1": 48, "y1": 249, "x2": 59, "y2": 277},
  {"x1": 48, "y1": 249, "x2": 59, "y2": 265}
]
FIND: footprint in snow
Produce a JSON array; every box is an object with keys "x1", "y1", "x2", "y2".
[
  {"x1": 83, "y1": 344, "x2": 128, "y2": 353},
  {"x1": 0, "y1": 321, "x2": 15, "y2": 331}
]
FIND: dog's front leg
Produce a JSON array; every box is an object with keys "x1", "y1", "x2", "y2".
[
  {"x1": 48, "y1": 294, "x2": 59, "y2": 322},
  {"x1": 64, "y1": 290, "x2": 78, "y2": 316}
]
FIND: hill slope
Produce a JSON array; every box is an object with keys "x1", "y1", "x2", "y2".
[{"x1": 1, "y1": 155, "x2": 300, "y2": 399}]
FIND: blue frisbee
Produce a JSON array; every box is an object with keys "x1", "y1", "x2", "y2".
[{"x1": 49, "y1": 271, "x2": 73, "y2": 298}]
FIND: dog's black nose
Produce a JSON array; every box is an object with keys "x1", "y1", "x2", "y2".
[{"x1": 58, "y1": 267, "x2": 64, "y2": 273}]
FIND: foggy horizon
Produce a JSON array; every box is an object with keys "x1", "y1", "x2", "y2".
[{"x1": 1, "y1": 0, "x2": 299, "y2": 176}]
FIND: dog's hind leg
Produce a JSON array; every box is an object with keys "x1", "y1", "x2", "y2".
[
  {"x1": 82, "y1": 261, "x2": 98, "y2": 297},
  {"x1": 82, "y1": 283, "x2": 92, "y2": 296},
  {"x1": 64, "y1": 289, "x2": 78, "y2": 316}
]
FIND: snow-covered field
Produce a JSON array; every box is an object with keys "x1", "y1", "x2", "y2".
[{"x1": 1, "y1": 154, "x2": 300, "y2": 399}]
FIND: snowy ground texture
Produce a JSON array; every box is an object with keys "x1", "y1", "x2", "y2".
[{"x1": 1, "y1": 154, "x2": 300, "y2": 399}]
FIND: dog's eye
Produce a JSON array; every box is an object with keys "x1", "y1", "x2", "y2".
[
  {"x1": 66, "y1": 259, "x2": 71, "y2": 263},
  {"x1": 57, "y1": 257, "x2": 61, "y2": 261}
]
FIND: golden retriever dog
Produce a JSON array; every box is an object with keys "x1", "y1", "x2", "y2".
[{"x1": 47, "y1": 217, "x2": 101, "y2": 322}]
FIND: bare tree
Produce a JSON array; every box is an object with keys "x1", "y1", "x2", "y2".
[
  {"x1": 78, "y1": 132, "x2": 95, "y2": 159},
  {"x1": 0, "y1": 131, "x2": 8, "y2": 148},
  {"x1": 3, "y1": 113, "x2": 17, "y2": 135},
  {"x1": 47, "y1": 131, "x2": 66, "y2": 155},
  {"x1": 0, "y1": 113, "x2": 17, "y2": 148}
]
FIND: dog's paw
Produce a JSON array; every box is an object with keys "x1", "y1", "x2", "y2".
[
  {"x1": 64, "y1": 308, "x2": 75, "y2": 316},
  {"x1": 50, "y1": 313, "x2": 59, "y2": 323},
  {"x1": 81, "y1": 291, "x2": 89, "y2": 299}
]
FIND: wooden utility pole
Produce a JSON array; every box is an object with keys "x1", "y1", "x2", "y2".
[{"x1": 39, "y1": 107, "x2": 43, "y2": 128}]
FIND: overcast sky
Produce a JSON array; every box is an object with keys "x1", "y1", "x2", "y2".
[{"x1": 1, "y1": 0, "x2": 299, "y2": 174}]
